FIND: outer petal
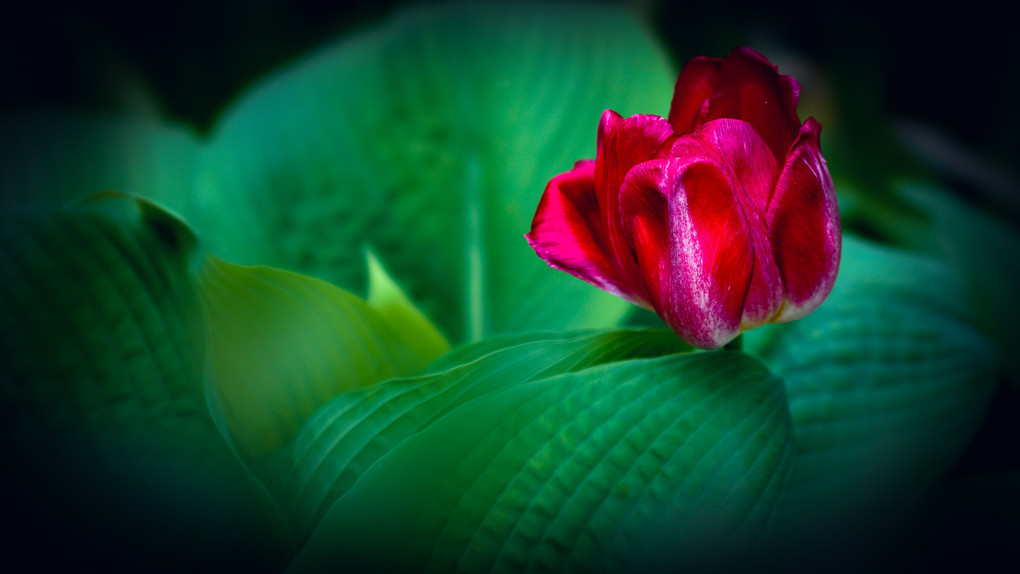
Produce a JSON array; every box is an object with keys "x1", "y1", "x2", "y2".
[
  {"x1": 676, "y1": 118, "x2": 784, "y2": 327},
  {"x1": 612, "y1": 162, "x2": 671, "y2": 316},
  {"x1": 707, "y1": 47, "x2": 802, "y2": 162},
  {"x1": 767, "y1": 117, "x2": 841, "y2": 322},
  {"x1": 526, "y1": 160, "x2": 646, "y2": 305},
  {"x1": 593, "y1": 110, "x2": 677, "y2": 302},
  {"x1": 667, "y1": 55, "x2": 723, "y2": 135},
  {"x1": 620, "y1": 156, "x2": 756, "y2": 349}
]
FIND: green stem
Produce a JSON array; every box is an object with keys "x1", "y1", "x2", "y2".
[{"x1": 723, "y1": 334, "x2": 743, "y2": 352}]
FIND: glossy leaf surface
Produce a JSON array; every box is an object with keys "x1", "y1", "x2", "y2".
[
  {"x1": 275, "y1": 329, "x2": 688, "y2": 541},
  {"x1": 291, "y1": 352, "x2": 795, "y2": 573}
]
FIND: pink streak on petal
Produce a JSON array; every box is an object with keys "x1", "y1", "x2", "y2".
[
  {"x1": 526, "y1": 160, "x2": 648, "y2": 306},
  {"x1": 681, "y1": 118, "x2": 784, "y2": 327},
  {"x1": 621, "y1": 157, "x2": 754, "y2": 349},
  {"x1": 767, "y1": 118, "x2": 841, "y2": 322},
  {"x1": 667, "y1": 55, "x2": 723, "y2": 135}
]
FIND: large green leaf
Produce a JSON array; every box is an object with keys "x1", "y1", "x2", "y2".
[
  {"x1": 197, "y1": 251, "x2": 449, "y2": 460},
  {"x1": 290, "y1": 352, "x2": 795, "y2": 573},
  {"x1": 198, "y1": 1, "x2": 676, "y2": 342},
  {"x1": 747, "y1": 235, "x2": 998, "y2": 567},
  {"x1": 895, "y1": 182, "x2": 1020, "y2": 384},
  {"x1": 274, "y1": 329, "x2": 688, "y2": 541},
  {"x1": 1, "y1": 2, "x2": 677, "y2": 343},
  {"x1": 833, "y1": 178, "x2": 1020, "y2": 382},
  {"x1": 0, "y1": 193, "x2": 291, "y2": 571}
]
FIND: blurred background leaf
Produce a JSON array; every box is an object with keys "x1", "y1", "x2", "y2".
[
  {"x1": 195, "y1": 2, "x2": 676, "y2": 343},
  {"x1": 2, "y1": 1, "x2": 682, "y2": 345},
  {"x1": 0, "y1": 194, "x2": 292, "y2": 572},
  {"x1": 6, "y1": 0, "x2": 1015, "y2": 212},
  {"x1": 881, "y1": 182, "x2": 1020, "y2": 385},
  {"x1": 0, "y1": 112, "x2": 202, "y2": 213}
]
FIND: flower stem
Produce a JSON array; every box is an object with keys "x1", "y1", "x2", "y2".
[{"x1": 723, "y1": 334, "x2": 743, "y2": 352}]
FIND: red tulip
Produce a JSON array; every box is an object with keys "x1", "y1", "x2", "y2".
[{"x1": 526, "y1": 47, "x2": 840, "y2": 349}]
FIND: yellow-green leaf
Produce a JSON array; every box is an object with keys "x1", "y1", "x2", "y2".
[
  {"x1": 1, "y1": 193, "x2": 292, "y2": 571},
  {"x1": 198, "y1": 255, "x2": 447, "y2": 459}
]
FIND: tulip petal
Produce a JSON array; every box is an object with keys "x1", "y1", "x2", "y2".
[
  {"x1": 707, "y1": 47, "x2": 802, "y2": 162},
  {"x1": 677, "y1": 119, "x2": 784, "y2": 327},
  {"x1": 594, "y1": 110, "x2": 677, "y2": 302},
  {"x1": 667, "y1": 56, "x2": 723, "y2": 135},
  {"x1": 767, "y1": 118, "x2": 841, "y2": 322},
  {"x1": 620, "y1": 157, "x2": 755, "y2": 349},
  {"x1": 526, "y1": 160, "x2": 645, "y2": 304},
  {"x1": 613, "y1": 163, "x2": 671, "y2": 314}
]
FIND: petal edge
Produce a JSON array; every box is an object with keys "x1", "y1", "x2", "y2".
[
  {"x1": 767, "y1": 118, "x2": 841, "y2": 322},
  {"x1": 527, "y1": 160, "x2": 646, "y2": 305}
]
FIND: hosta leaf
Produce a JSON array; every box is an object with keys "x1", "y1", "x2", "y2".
[
  {"x1": 896, "y1": 182, "x2": 1020, "y2": 383},
  {"x1": 0, "y1": 193, "x2": 291, "y2": 571},
  {"x1": 1, "y1": 192, "x2": 204, "y2": 444},
  {"x1": 0, "y1": 112, "x2": 201, "y2": 214},
  {"x1": 746, "y1": 235, "x2": 998, "y2": 566},
  {"x1": 276, "y1": 329, "x2": 687, "y2": 541},
  {"x1": 197, "y1": 252, "x2": 449, "y2": 460},
  {"x1": 199, "y1": 1, "x2": 676, "y2": 342},
  {"x1": 290, "y1": 352, "x2": 794, "y2": 573},
  {"x1": 366, "y1": 250, "x2": 450, "y2": 365},
  {"x1": 424, "y1": 327, "x2": 692, "y2": 375}
]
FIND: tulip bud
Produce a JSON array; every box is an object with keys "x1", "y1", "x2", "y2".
[{"x1": 527, "y1": 47, "x2": 840, "y2": 349}]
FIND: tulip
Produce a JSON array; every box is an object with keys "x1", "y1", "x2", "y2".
[{"x1": 526, "y1": 47, "x2": 840, "y2": 349}]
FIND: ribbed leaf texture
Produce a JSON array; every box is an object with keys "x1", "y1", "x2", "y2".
[
  {"x1": 290, "y1": 351, "x2": 795, "y2": 573},
  {"x1": 747, "y1": 235, "x2": 998, "y2": 568},
  {"x1": 276, "y1": 329, "x2": 688, "y2": 541},
  {"x1": 0, "y1": 194, "x2": 291, "y2": 572}
]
